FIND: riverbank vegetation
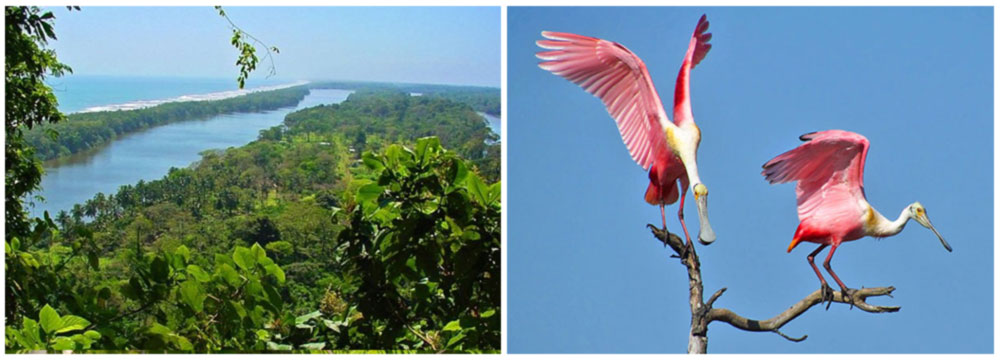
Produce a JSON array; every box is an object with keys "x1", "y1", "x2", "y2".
[
  {"x1": 7, "y1": 90, "x2": 501, "y2": 352},
  {"x1": 24, "y1": 81, "x2": 500, "y2": 163},
  {"x1": 309, "y1": 81, "x2": 500, "y2": 116},
  {"x1": 25, "y1": 86, "x2": 310, "y2": 161}
]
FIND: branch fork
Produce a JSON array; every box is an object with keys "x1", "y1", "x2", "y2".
[{"x1": 646, "y1": 226, "x2": 899, "y2": 353}]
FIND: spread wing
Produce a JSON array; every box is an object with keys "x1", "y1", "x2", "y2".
[
  {"x1": 673, "y1": 14, "x2": 713, "y2": 126},
  {"x1": 762, "y1": 130, "x2": 871, "y2": 217},
  {"x1": 537, "y1": 31, "x2": 672, "y2": 170}
]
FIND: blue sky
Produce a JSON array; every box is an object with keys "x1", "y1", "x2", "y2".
[
  {"x1": 508, "y1": 7, "x2": 992, "y2": 353},
  {"x1": 44, "y1": 7, "x2": 500, "y2": 87}
]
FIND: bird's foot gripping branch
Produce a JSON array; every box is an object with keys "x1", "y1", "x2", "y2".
[{"x1": 646, "y1": 226, "x2": 899, "y2": 354}]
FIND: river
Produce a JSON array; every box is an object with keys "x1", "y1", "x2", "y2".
[
  {"x1": 480, "y1": 112, "x2": 502, "y2": 142},
  {"x1": 29, "y1": 89, "x2": 353, "y2": 217}
]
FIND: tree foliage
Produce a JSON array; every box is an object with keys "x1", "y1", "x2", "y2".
[
  {"x1": 337, "y1": 137, "x2": 500, "y2": 351},
  {"x1": 5, "y1": 6, "x2": 73, "y2": 240},
  {"x1": 6, "y1": 90, "x2": 500, "y2": 353},
  {"x1": 309, "y1": 81, "x2": 500, "y2": 116}
]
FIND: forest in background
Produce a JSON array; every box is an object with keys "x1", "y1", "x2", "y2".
[
  {"x1": 310, "y1": 81, "x2": 500, "y2": 116},
  {"x1": 24, "y1": 82, "x2": 500, "y2": 163},
  {"x1": 8, "y1": 90, "x2": 501, "y2": 352}
]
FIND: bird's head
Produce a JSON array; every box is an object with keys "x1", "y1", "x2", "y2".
[{"x1": 908, "y1": 202, "x2": 952, "y2": 252}]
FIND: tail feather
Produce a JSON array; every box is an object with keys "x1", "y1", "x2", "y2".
[{"x1": 644, "y1": 178, "x2": 680, "y2": 205}]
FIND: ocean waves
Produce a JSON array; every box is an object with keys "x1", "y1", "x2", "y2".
[{"x1": 74, "y1": 80, "x2": 310, "y2": 114}]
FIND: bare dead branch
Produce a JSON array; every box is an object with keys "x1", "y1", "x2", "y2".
[
  {"x1": 706, "y1": 287, "x2": 727, "y2": 308},
  {"x1": 706, "y1": 286, "x2": 899, "y2": 341},
  {"x1": 648, "y1": 224, "x2": 708, "y2": 353},
  {"x1": 773, "y1": 329, "x2": 807, "y2": 342},
  {"x1": 646, "y1": 225, "x2": 900, "y2": 352}
]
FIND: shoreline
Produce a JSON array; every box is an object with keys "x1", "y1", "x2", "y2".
[{"x1": 72, "y1": 80, "x2": 310, "y2": 114}]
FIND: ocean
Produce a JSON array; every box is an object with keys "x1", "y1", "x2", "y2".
[{"x1": 49, "y1": 75, "x2": 301, "y2": 114}]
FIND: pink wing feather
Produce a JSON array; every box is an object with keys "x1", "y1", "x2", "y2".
[
  {"x1": 673, "y1": 14, "x2": 713, "y2": 125},
  {"x1": 536, "y1": 31, "x2": 669, "y2": 171},
  {"x1": 762, "y1": 130, "x2": 871, "y2": 219},
  {"x1": 762, "y1": 130, "x2": 869, "y2": 187}
]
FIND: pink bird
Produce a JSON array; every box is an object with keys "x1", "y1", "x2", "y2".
[
  {"x1": 763, "y1": 130, "x2": 952, "y2": 302},
  {"x1": 536, "y1": 14, "x2": 716, "y2": 246}
]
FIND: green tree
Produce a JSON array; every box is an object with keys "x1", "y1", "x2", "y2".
[
  {"x1": 336, "y1": 137, "x2": 501, "y2": 351},
  {"x1": 5, "y1": 6, "x2": 74, "y2": 240}
]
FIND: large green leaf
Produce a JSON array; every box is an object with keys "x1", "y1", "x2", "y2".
[
  {"x1": 251, "y1": 242, "x2": 268, "y2": 264},
  {"x1": 442, "y1": 320, "x2": 462, "y2": 332},
  {"x1": 50, "y1": 336, "x2": 76, "y2": 351},
  {"x1": 55, "y1": 315, "x2": 90, "y2": 334},
  {"x1": 69, "y1": 333, "x2": 94, "y2": 350},
  {"x1": 214, "y1": 253, "x2": 235, "y2": 268},
  {"x1": 295, "y1": 311, "x2": 322, "y2": 326},
  {"x1": 21, "y1": 318, "x2": 41, "y2": 348},
  {"x1": 488, "y1": 181, "x2": 501, "y2": 205},
  {"x1": 384, "y1": 145, "x2": 406, "y2": 170},
  {"x1": 174, "y1": 244, "x2": 190, "y2": 262},
  {"x1": 179, "y1": 280, "x2": 206, "y2": 313},
  {"x1": 415, "y1": 136, "x2": 441, "y2": 166},
  {"x1": 230, "y1": 301, "x2": 248, "y2": 319},
  {"x1": 264, "y1": 263, "x2": 285, "y2": 284},
  {"x1": 217, "y1": 263, "x2": 242, "y2": 287},
  {"x1": 300, "y1": 342, "x2": 326, "y2": 350},
  {"x1": 416, "y1": 198, "x2": 440, "y2": 215},
  {"x1": 38, "y1": 304, "x2": 61, "y2": 334},
  {"x1": 446, "y1": 332, "x2": 466, "y2": 348},
  {"x1": 146, "y1": 322, "x2": 172, "y2": 336},
  {"x1": 233, "y1": 246, "x2": 255, "y2": 271},
  {"x1": 246, "y1": 278, "x2": 263, "y2": 297},
  {"x1": 361, "y1": 151, "x2": 384, "y2": 171},
  {"x1": 356, "y1": 183, "x2": 383, "y2": 204},
  {"x1": 465, "y1": 174, "x2": 490, "y2": 206},
  {"x1": 186, "y1": 264, "x2": 211, "y2": 283},
  {"x1": 175, "y1": 336, "x2": 194, "y2": 351},
  {"x1": 263, "y1": 283, "x2": 283, "y2": 312},
  {"x1": 267, "y1": 341, "x2": 293, "y2": 351},
  {"x1": 449, "y1": 159, "x2": 469, "y2": 189}
]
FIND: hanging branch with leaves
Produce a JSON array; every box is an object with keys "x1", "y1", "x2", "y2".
[{"x1": 214, "y1": 6, "x2": 280, "y2": 89}]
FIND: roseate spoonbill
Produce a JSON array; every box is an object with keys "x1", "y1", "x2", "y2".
[
  {"x1": 536, "y1": 14, "x2": 716, "y2": 246},
  {"x1": 763, "y1": 130, "x2": 952, "y2": 303}
]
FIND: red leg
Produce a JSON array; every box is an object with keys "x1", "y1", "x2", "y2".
[
  {"x1": 823, "y1": 242, "x2": 855, "y2": 305},
  {"x1": 677, "y1": 183, "x2": 693, "y2": 248},
  {"x1": 807, "y1": 244, "x2": 829, "y2": 287},
  {"x1": 823, "y1": 243, "x2": 850, "y2": 292},
  {"x1": 808, "y1": 244, "x2": 836, "y2": 308},
  {"x1": 660, "y1": 204, "x2": 667, "y2": 231}
]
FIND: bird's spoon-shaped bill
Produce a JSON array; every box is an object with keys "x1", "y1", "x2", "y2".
[
  {"x1": 915, "y1": 213, "x2": 951, "y2": 252},
  {"x1": 696, "y1": 193, "x2": 715, "y2": 245}
]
